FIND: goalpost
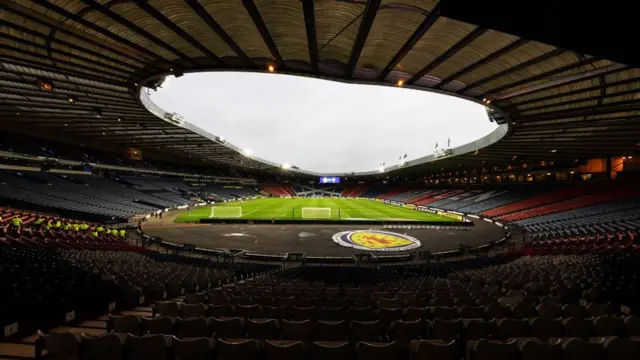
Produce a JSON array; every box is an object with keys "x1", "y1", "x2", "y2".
[
  {"x1": 209, "y1": 206, "x2": 243, "y2": 218},
  {"x1": 301, "y1": 207, "x2": 332, "y2": 219}
]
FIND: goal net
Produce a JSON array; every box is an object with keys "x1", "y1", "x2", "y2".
[
  {"x1": 210, "y1": 206, "x2": 242, "y2": 218},
  {"x1": 301, "y1": 207, "x2": 332, "y2": 219}
]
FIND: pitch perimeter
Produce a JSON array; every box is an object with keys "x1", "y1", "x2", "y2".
[{"x1": 176, "y1": 198, "x2": 456, "y2": 223}]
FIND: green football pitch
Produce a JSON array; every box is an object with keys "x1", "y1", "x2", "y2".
[{"x1": 175, "y1": 198, "x2": 457, "y2": 222}]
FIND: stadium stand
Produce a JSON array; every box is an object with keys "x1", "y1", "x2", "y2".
[
  {"x1": 387, "y1": 189, "x2": 433, "y2": 203},
  {"x1": 456, "y1": 188, "x2": 550, "y2": 215},
  {"x1": 1, "y1": 223, "x2": 279, "y2": 339},
  {"x1": 0, "y1": 171, "x2": 192, "y2": 221},
  {"x1": 414, "y1": 190, "x2": 468, "y2": 206},
  {"x1": 378, "y1": 187, "x2": 411, "y2": 200},
  {"x1": 519, "y1": 197, "x2": 640, "y2": 236},
  {"x1": 202, "y1": 185, "x2": 259, "y2": 202},
  {"x1": 23, "y1": 251, "x2": 640, "y2": 360},
  {"x1": 342, "y1": 185, "x2": 370, "y2": 198},
  {"x1": 499, "y1": 184, "x2": 639, "y2": 222},
  {"x1": 359, "y1": 185, "x2": 394, "y2": 199},
  {"x1": 482, "y1": 183, "x2": 610, "y2": 218},
  {"x1": 404, "y1": 189, "x2": 448, "y2": 205},
  {"x1": 261, "y1": 184, "x2": 295, "y2": 197},
  {"x1": 289, "y1": 184, "x2": 345, "y2": 197}
]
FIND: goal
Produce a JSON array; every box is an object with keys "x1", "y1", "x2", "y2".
[
  {"x1": 301, "y1": 207, "x2": 332, "y2": 219},
  {"x1": 209, "y1": 206, "x2": 242, "y2": 218}
]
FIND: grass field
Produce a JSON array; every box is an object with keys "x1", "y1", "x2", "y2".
[{"x1": 175, "y1": 198, "x2": 457, "y2": 222}]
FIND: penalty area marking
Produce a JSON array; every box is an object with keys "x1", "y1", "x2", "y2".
[{"x1": 239, "y1": 208, "x2": 261, "y2": 218}]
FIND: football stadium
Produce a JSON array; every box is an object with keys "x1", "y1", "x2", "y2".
[{"x1": 0, "y1": 1, "x2": 639, "y2": 359}]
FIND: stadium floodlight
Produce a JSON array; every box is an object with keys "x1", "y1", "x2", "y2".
[
  {"x1": 268, "y1": 65, "x2": 275, "y2": 73},
  {"x1": 551, "y1": 149, "x2": 557, "y2": 153},
  {"x1": 282, "y1": 163, "x2": 291, "y2": 170},
  {"x1": 219, "y1": 136, "x2": 225, "y2": 142},
  {"x1": 244, "y1": 149, "x2": 253, "y2": 156},
  {"x1": 379, "y1": 166, "x2": 385, "y2": 173}
]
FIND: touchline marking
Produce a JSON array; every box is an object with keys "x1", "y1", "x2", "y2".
[{"x1": 240, "y1": 208, "x2": 261, "y2": 217}]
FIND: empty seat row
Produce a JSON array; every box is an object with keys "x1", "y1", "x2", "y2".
[
  {"x1": 38, "y1": 331, "x2": 640, "y2": 360},
  {"x1": 108, "y1": 314, "x2": 640, "y2": 342},
  {"x1": 154, "y1": 299, "x2": 615, "y2": 322}
]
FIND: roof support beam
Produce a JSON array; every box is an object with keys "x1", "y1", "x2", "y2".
[
  {"x1": 518, "y1": 99, "x2": 640, "y2": 122},
  {"x1": 516, "y1": 115, "x2": 640, "y2": 129},
  {"x1": 434, "y1": 38, "x2": 528, "y2": 89},
  {"x1": 0, "y1": 99, "x2": 148, "y2": 113},
  {"x1": 2, "y1": 2, "x2": 160, "y2": 70},
  {"x1": 3, "y1": 43, "x2": 124, "y2": 80},
  {"x1": 508, "y1": 73, "x2": 639, "y2": 108},
  {"x1": 482, "y1": 56, "x2": 602, "y2": 98},
  {"x1": 1, "y1": 33, "x2": 133, "y2": 77},
  {"x1": 242, "y1": 0, "x2": 285, "y2": 69},
  {"x1": 36, "y1": 0, "x2": 171, "y2": 68},
  {"x1": 302, "y1": 0, "x2": 319, "y2": 72},
  {"x1": 498, "y1": 64, "x2": 628, "y2": 103},
  {"x1": 345, "y1": 0, "x2": 381, "y2": 78},
  {"x1": 135, "y1": 1, "x2": 224, "y2": 65},
  {"x1": 0, "y1": 19, "x2": 149, "y2": 75},
  {"x1": 407, "y1": 27, "x2": 486, "y2": 85},
  {"x1": 184, "y1": 0, "x2": 254, "y2": 67},
  {"x1": 518, "y1": 87, "x2": 640, "y2": 114},
  {"x1": 78, "y1": 0, "x2": 194, "y2": 64},
  {"x1": 377, "y1": 3, "x2": 441, "y2": 81},
  {"x1": 456, "y1": 48, "x2": 566, "y2": 94},
  {"x1": 0, "y1": 55, "x2": 128, "y2": 88}
]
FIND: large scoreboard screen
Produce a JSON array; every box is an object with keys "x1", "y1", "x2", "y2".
[{"x1": 319, "y1": 176, "x2": 341, "y2": 184}]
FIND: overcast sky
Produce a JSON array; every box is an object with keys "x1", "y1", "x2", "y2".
[{"x1": 150, "y1": 72, "x2": 496, "y2": 173}]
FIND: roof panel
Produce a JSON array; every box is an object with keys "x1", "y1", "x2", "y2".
[
  {"x1": 314, "y1": 0, "x2": 362, "y2": 65},
  {"x1": 399, "y1": 17, "x2": 476, "y2": 76},
  {"x1": 1, "y1": 2, "x2": 637, "y2": 175},
  {"x1": 200, "y1": 0, "x2": 271, "y2": 59},
  {"x1": 456, "y1": 41, "x2": 556, "y2": 86},
  {"x1": 255, "y1": 0, "x2": 309, "y2": 63},
  {"x1": 78, "y1": 3, "x2": 177, "y2": 61},
  {"x1": 481, "y1": 53, "x2": 587, "y2": 93},
  {"x1": 110, "y1": 1, "x2": 205, "y2": 59},
  {"x1": 356, "y1": 7, "x2": 425, "y2": 71},
  {"x1": 148, "y1": 0, "x2": 235, "y2": 58},
  {"x1": 429, "y1": 30, "x2": 519, "y2": 80}
]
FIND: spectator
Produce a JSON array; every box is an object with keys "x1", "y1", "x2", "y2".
[{"x1": 11, "y1": 216, "x2": 23, "y2": 233}]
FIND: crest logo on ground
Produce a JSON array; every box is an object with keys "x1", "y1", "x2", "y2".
[{"x1": 332, "y1": 230, "x2": 421, "y2": 252}]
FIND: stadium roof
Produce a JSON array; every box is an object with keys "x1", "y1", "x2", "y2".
[{"x1": 1, "y1": 0, "x2": 638, "y2": 176}]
